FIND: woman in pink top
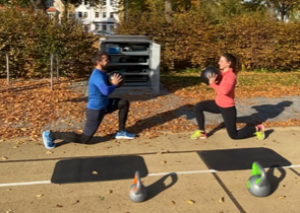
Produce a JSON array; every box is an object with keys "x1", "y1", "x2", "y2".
[{"x1": 190, "y1": 53, "x2": 265, "y2": 140}]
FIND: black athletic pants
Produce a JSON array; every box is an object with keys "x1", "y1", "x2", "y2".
[
  {"x1": 195, "y1": 100, "x2": 256, "y2": 139},
  {"x1": 49, "y1": 98, "x2": 129, "y2": 144}
]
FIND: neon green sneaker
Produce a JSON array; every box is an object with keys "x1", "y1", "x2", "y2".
[
  {"x1": 190, "y1": 130, "x2": 207, "y2": 139},
  {"x1": 254, "y1": 124, "x2": 265, "y2": 140}
]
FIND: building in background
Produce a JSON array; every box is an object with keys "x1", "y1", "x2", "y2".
[
  {"x1": 74, "y1": 0, "x2": 119, "y2": 35},
  {"x1": 45, "y1": 0, "x2": 64, "y2": 21}
]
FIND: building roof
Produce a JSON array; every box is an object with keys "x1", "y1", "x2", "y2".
[{"x1": 46, "y1": 7, "x2": 59, "y2": 12}]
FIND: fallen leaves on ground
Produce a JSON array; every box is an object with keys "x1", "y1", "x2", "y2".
[
  {"x1": 0, "y1": 78, "x2": 197, "y2": 139},
  {"x1": 36, "y1": 194, "x2": 44, "y2": 198},
  {"x1": 187, "y1": 200, "x2": 195, "y2": 204},
  {"x1": 278, "y1": 196, "x2": 286, "y2": 199},
  {"x1": 219, "y1": 197, "x2": 225, "y2": 203},
  {"x1": 170, "y1": 201, "x2": 175, "y2": 205},
  {"x1": 160, "y1": 160, "x2": 167, "y2": 164},
  {"x1": 72, "y1": 200, "x2": 80, "y2": 205},
  {"x1": 0, "y1": 73, "x2": 300, "y2": 141}
]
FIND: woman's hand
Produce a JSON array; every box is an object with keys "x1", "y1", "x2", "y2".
[{"x1": 208, "y1": 73, "x2": 219, "y2": 85}]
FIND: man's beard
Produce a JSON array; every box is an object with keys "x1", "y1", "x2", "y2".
[{"x1": 102, "y1": 64, "x2": 109, "y2": 70}]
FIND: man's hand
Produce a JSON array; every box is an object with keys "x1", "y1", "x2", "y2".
[
  {"x1": 111, "y1": 73, "x2": 123, "y2": 86},
  {"x1": 208, "y1": 73, "x2": 219, "y2": 85}
]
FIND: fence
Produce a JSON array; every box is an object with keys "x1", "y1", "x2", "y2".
[{"x1": 1, "y1": 53, "x2": 60, "y2": 90}]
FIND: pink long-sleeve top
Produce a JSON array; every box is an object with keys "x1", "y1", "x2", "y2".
[{"x1": 209, "y1": 68, "x2": 236, "y2": 108}]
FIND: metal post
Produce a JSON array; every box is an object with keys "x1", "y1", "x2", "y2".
[
  {"x1": 56, "y1": 54, "x2": 59, "y2": 82},
  {"x1": 50, "y1": 54, "x2": 53, "y2": 90},
  {"x1": 6, "y1": 54, "x2": 9, "y2": 83},
  {"x1": 125, "y1": 0, "x2": 128, "y2": 21}
]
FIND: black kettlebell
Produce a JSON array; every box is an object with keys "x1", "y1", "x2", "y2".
[
  {"x1": 108, "y1": 71, "x2": 124, "y2": 88},
  {"x1": 200, "y1": 66, "x2": 220, "y2": 85}
]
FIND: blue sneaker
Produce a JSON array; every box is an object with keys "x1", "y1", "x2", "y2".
[
  {"x1": 42, "y1": 131, "x2": 56, "y2": 149},
  {"x1": 115, "y1": 130, "x2": 136, "y2": 139}
]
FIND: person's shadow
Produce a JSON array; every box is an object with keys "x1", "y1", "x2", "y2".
[
  {"x1": 126, "y1": 101, "x2": 293, "y2": 138},
  {"x1": 237, "y1": 101, "x2": 293, "y2": 124},
  {"x1": 207, "y1": 101, "x2": 293, "y2": 138},
  {"x1": 146, "y1": 173, "x2": 178, "y2": 200},
  {"x1": 55, "y1": 100, "x2": 293, "y2": 146},
  {"x1": 55, "y1": 134, "x2": 115, "y2": 147}
]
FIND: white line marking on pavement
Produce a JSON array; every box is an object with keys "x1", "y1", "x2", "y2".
[
  {"x1": 0, "y1": 180, "x2": 51, "y2": 187},
  {"x1": 1, "y1": 164, "x2": 300, "y2": 188},
  {"x1": 147, "y1": 170, "x2": 217, "y2": 177}
]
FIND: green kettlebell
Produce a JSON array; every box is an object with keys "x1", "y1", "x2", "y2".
[{"x1": 247, "y1": 161, "x2": 271, "y2": 197}]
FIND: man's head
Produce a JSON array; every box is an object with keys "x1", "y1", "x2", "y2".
[{"x1": 92, "y1": 51, "x2": 110, "y2": 70}]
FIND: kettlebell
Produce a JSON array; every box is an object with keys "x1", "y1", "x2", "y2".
[
  {"x1": 247, "y1": 161, "x2": 271, "y2": 197},
  {"x1": 129, "y1": 171, "x2": 147, "y2": 203}
]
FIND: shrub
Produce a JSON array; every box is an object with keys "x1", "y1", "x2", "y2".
[
  {"x1": 0, "y1": 7, "x2": 98, "y2": 79},
  {"x1": 117, "y1": 5, "x2": 300, "y2": 72}
]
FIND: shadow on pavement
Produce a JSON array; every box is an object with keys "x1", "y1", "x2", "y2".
[{"x1": 146, "y1": 173, "x2": 178, "y2": 200}]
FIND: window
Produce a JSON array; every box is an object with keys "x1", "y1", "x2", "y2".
[
  {"x1": 95, "y1": 24, "x2": 100, "y2": 30},
  {"x1": 84, "y1": 12, "x2": 88, "y2": 18},
  {"x1": 68, "y1": 13, "x2": 74, "y2": 18},
  {"x1": 103, "y1": 0, "x2": 106, "y2": 5},
  {"x1": 102, "y1": 24, "x2": 107, "y2": 31},
  {"x1": 78, "y1": 12, "x2": 83, "y2": 18},
  {"x1": 95, "y1": 12, "x2": 99, "y2": 18},
  {"x1": 48, "y1": 13, "x2": 55, "y2": 19},
  {"x1": 110, "y1": 12, "x2": 114, "y2": 18},
  {"x1": 110, "y1": 0, "x2": 113, "y2": 5},
  {"x1": 84, "y1": 0, "x2": 88, "y2": 5},
  {"x1": 84, "y1": 25, "x2": 89, "y2": 33},
  {"x1": 45, "y1": 0, "x2": 54, "y2": 8},
  {"x1": 103, "y1": 12, "x2": 106, "y2": 18}
]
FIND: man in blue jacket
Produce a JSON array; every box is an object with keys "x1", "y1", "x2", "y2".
[{"x1": 42, "y1": 51, "x2": 136, "y2": 149}]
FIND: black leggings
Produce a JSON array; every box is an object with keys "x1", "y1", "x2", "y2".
[
  {"x1": 49, "y1": 98, "x2": 129, "y2": 144},
  {"x1": 195, "y1": 100, "x2": 256, "y2": 140}
]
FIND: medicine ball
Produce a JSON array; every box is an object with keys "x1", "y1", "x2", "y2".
[
  {"x1": 108, "y1": 71, "x2": 124, "y2": 88},
  {"x1": 200, "y1": 66, "x2": 220, "y2": 85}
]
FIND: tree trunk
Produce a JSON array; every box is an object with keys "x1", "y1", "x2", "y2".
[
  {"x1": 125, "y1": 0, "x2": 128, "y2": 22},
  {"x1": 281, "y1": 11, "x2": 285, "y2": 21},
  {"x1": 265, "y1": 0, "x2": 277, "y2": 20},
  {"x1": 185, "y1": 0, "x2": 191, "y2": 11},
  {"x1": 165, "y1": 0, "x2": 172, "y2": 23},
  {"x1": 30, "y1": 0, "x2": 40, "y2": 10},
  {"x1": 63, "y1": 0, "x2": 69, "y2": 19}
]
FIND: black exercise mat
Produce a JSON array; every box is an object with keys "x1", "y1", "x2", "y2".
[
  {"x1": 198, "y1": 147, "x2": 291, "y2": 171},
  {"x1": 51, "y1": 155, "x2": 148, "y2": 184}
]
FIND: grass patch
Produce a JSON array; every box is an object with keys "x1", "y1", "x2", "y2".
[{"x1": 160, "y1": 72, "x2": 300, "y2": 98}]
